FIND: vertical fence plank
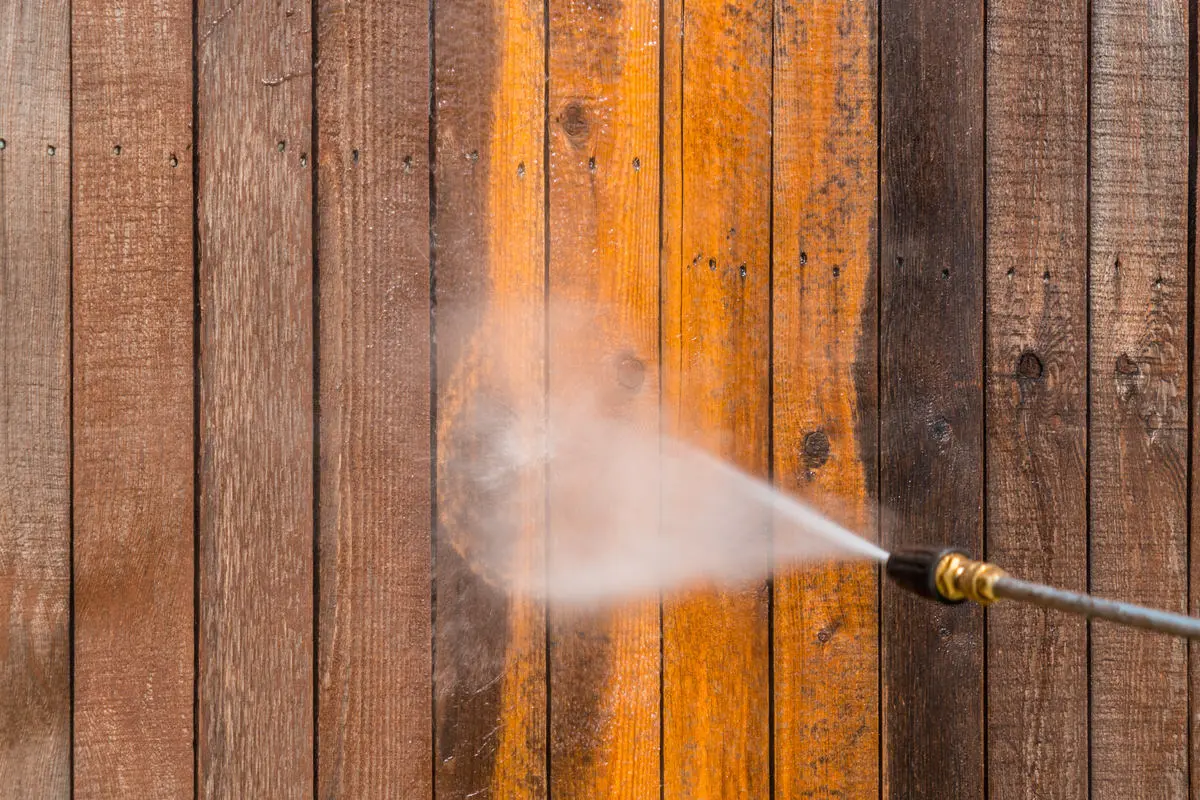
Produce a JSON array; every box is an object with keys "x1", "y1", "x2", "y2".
[
  {"x1": 661, "y1": 1, "x2": 772, "y2": 796},
  {"x1": 196, "y1": 1, "x2": 314, "y2": 795},
  {"x1": 879, "y1": 0, "x2": 985, "y2": 797},
  {"x1": 1089, "y1": 2, "x2": 1190, "y2": 797},
  {"x1": 316, "y1": 1, "x2": 432, "y2": 797},
  {"x1": 546, "y1": 0, "x2": 660, "y2": 796},
  {"x1": 772, "y1": 0, "x2": 879, "y2": 796},
  {"x1": 71, "y1": 0, "x2": 194, "y2": 796},
  {"x1": 985, "y1": 1, "x2": 1089, "y2": 798},
  {"x1": 433, "y1": 0, "x2": 547, "y2": 796},
  {"x1": 0, "y1": 0, "x2": 71, "y2": 794}
]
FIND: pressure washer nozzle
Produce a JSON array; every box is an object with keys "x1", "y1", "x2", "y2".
[{"x1": 885, "y1": 546, "x2": 1200, "y2": 640}]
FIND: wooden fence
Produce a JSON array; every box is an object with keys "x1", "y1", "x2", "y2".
[{"x1": 0, "y1": 0, "x2": 1190, "y2": 797}]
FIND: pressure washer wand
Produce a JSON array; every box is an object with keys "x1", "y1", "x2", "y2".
[{"x1": 886, "y1": 547, "x2": 1200, "y2": 640}]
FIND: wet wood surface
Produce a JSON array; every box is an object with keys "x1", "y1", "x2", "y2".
[
  {"x1": 661, "y1": 0, "x2": 772, "y2": 796},
  {"x1": 433, "y1": 0, "x2": 547, "y2": 796},
  {"x1": 771, "y1": 0, "x2": 880, "y2": 796},
  {"x1": 879, "y1": 0, "x2": 986, "y2": 796},
  {"x1": 547, "y1": 0, "x2": 661, "y2": 796},
  {"x1": 1, "y1": 2, "x2": 1197, "y2": 797}
]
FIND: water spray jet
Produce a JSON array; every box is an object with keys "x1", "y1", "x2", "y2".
[{"x1": 886, "y1": 546, "x2": 1200, "y2": 639}]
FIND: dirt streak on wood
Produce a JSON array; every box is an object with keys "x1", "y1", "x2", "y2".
[
  {"x1": 661, "y1": 1, "x2": 772, "y2": 796},
  {"x1": 547, "y1": 0, "x2": 661, "y2": 796},
  {"x1": 1089, "y1": 1, "x2": 1189, "y2": 797},
  {"x1": 985, "y1": 1, "x2": 1088, "y2": 798},
  {"x1": 434, "y1": 0, "x2": 547, "y2": 796},
  {"x1": 0, "y1": 0, "x2": 71, "y2": 795},
  {"x1": 772, "y1": 1, "x2": 880, "y2": 796},
  {"x1": 197, "y1": 1, "x2": 314, "y2": 795},
  {"x1": 880, "y1": 0, "x2": 985, "y2": 797},
  {"x1": 71, "y1": 0, "x2": 194, "y2": 796},
  {"x1": 316, "y1": 0, "x2": 433, "y2": 797}
]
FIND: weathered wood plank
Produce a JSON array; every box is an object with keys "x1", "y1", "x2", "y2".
[
  {"x1": 879, "y1": 0, "x2": 985, "y2": 797},
  {"x1": 1089, "y1": 2, "x2": 1189, "y2": 797},
  {"x1": 772, "y1": 0, "x2": 879, "y2": 795},
  {"x1": 316, "y1": 1, "x2": 432, "y2": 797},
  {"x1": 196, "y1": 1, "x2": 314, "y2": 795},
  {"x1": 433, "y1": 0, "x2": 547, "y2": 796},
  {"x1": 0, "y1": 0, "x2": 71, "y2": 794},
  {"x1": 546, "y1": 0, "x2": 660, "y2": 796},
  {"x1": 71, "y1": 0, "x2": 194, "y2": 796},
  {"x1": 661, "y1": 0, "x2": 772, "y2": 796},
  {"x1": 985, "y1": 1, "x2": 1088, "y2": 798}
]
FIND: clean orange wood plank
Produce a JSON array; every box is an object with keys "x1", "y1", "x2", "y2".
[
  {"x1": 1089, "y1": 1, "x2": 1189, "y2": 797},
  {"x1": 316, "y1": 1, "x2": 432, "y2": 797},
  {"x1": 985, "y1": 1, "x2": 1088, "y2": 798},
  {"x1": 661, "y1": 1, "x2": 772, "y2": 796},
  {"x1": 71, "y1": 0, "x2": 194, "y2": 795},
  {"x1": 546, "y1": 0, "x2": 660, "y2": 796},
  {"x1": 196, "y1": 1, "x2": 314, "y2": 795},
  {"x1": 433, "y1": 0, "x2": 547, "y2": 796},
  {"x1": 0, "y1": 0, "x2": 71, "y2": 794},
  {"x1": 771, "y1": 0, "x2": 879, "y2": 795},
  {"x1": 879, "y1": 0, "x2": 984, "y2": 796}
]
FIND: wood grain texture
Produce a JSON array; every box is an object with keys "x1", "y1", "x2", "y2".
[
  {"x1": 0, "y1": 0, "x2": 71, "y2": 795},
  {"x1": 196, "y1": 1, "x2": 314, "y2": 796},
  {"x1": 316, "y1": 1, "x2": 432, "y2": 797},
  {"x1": 71, "y1": 0, "x2": 194, "y2": 796},
  {"x1": 985, "y1": 1, "x2": 1088, "y2": 798},
  {"x1": 771, "y1": 0, "x2": 879, "y2": 796},
  {"x1": 1089, "y1": 1, "x2": 1189, "y2": 797},
  {"x1": 433, "y1": 0, "x2": 547, "y2": 796},
  {"x1": 661, "y1": 0, "x2": 771, "y2": 796},
  {"x1": 547, "y1": 0, "x2": 660, "y2": 796},
  {"x1": 879, "y1": 0, "x2": 985, "y2": 797}
]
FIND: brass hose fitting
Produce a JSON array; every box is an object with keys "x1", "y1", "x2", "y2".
[{"x1": 933, "y1": 552, "x2": 1007, "y2": 606}]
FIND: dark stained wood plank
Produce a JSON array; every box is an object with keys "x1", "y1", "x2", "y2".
[
  {"x1": 985, "y1": 1, "x2": 1088, "y2": 798},
  {"x1": 771, "y1": 0, "x2": 879, "y2": 795},
  {"x1": 0, "y1": 0, "x2": 71, "y2": 794},
  {"x1": 196, "y1": 1, "x2": 314, "y2": 795},
  {"x1": 879, "y1": 0, "x2": 985, "y2": 797},
  {"x1": 315, "y1": 1, "x2": 432, "y2": 797},
  {"x1": 546, "y1": 0, "x2": 660, "y2": 796},
  {"x1": 71, "y1": 0, "x2": 194, "y2": 796},
  {"x1": 433, "y1": 0, "x2": 547, "y2": 796},
  {"x1": 661, "y1": 0, "x2": 772, "y2": 796},
  {"x1": 1089, "y1": 1, "x2": 1189, "y2": 797}
]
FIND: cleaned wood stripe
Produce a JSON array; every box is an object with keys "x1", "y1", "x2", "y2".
[
  {"x1": 547, "y1": 0, "x2": 661, "y2": 795},
  {"x1": 772, "y1": 0, "x2": 880, "y2": 795}
]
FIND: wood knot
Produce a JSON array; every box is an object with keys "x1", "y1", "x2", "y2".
[
  {"x1": 802, "y1": 430, "x2": 830, "y2": 470},
  {"x1": 929, "y1": 417, "x2": 951, "y2": 445},
  {"x1": 616, "y1": 354, "x2": 645, "y2": 391},
  {"x1": 561, "y1": 103, "x2": 589, "y2": 141},
  {"x1": 1016, "y1": 350, "x2": 1043, "y2": 380},
  {"x1": 1114, "y1": 354, "x2": 1139, "y2": 376}
]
